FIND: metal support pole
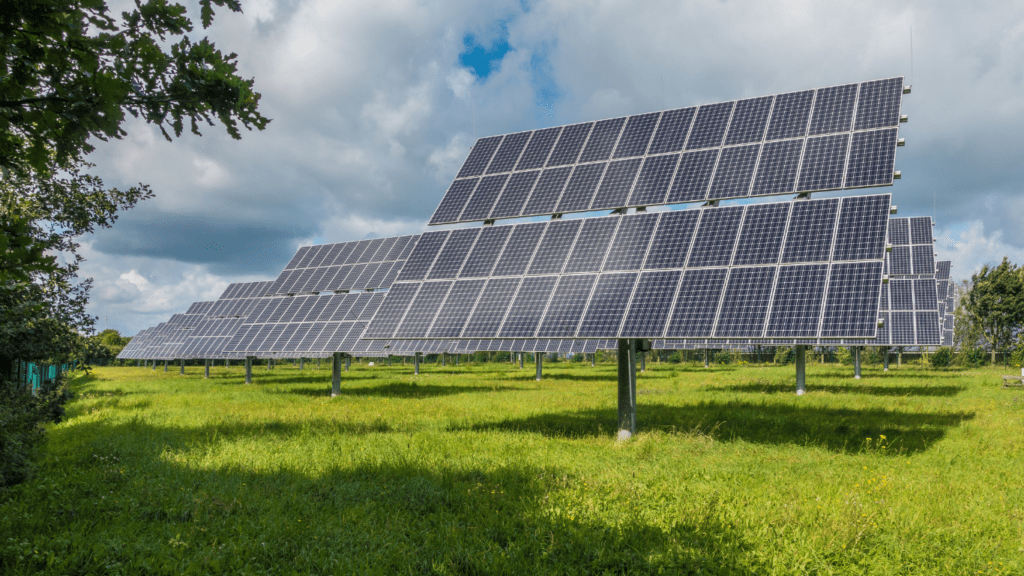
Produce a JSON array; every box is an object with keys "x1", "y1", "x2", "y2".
[
  {"x1": 640, "y1": 351, "x2": 646, "y2": 373},
  {"x1": 591, "y1": 353, "x2": 595, "y2": 367},
  {"x1": 245, "y1": 356, "x2": 253, "y2": 384},
  {"x1": 345, "y1": 356, "x2": 351, "y2": 372},
  {"x1": 704, "y1": 350, "x2": 709, "y2": 368},
  {"x1": 854, "y1": 346, "x2": 862, "y2": 379},
  {"x1": 883, "y1": 348, "x2": 889, "y2": 371},
  {"x1": 225, "y1": 359, "x2": 229, "y2": 367},
  {"x1": 455, "y1": 354, "x2": 459, "y2": 366},
  {"x1": 164, "y1": 360, "x2": 168, "y2": 372},
  {"x1": 414, "y1": 353, "x2": 420, "y2": 375},
  {"x1": 795, "y1": 345, "x2": 806, "y2": 395},
  {"x1": 137, "y1": 360, "x2": 141, "y2": 367},
  {"x1": 204, "y1": 359, "x2": 210, "y2": 379},
  {"x1": 617, "y1": 339, "x2": 637, "y2": 439},
  {"x1": 535, "y1": 353, "x2": 543, "y2": 381},
  {"x1": 299, "y1": 357, "x2": 304, "y2": 370},
  {"x1": 331, "y1": 352, "x2": 342, "y2": 397},
  {"x1": 180, "y1": 359, "x2": 185, "y2": 375},
  {"x1": 519, "y1": 353, "x2": 523, "y2": 369}
]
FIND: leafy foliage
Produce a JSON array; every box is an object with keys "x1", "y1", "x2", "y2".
[{"x1": 962, "y1": 258, "x2": 1024, "y2": 365}]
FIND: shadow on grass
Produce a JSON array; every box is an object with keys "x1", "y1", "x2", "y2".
[
  {"x1": 454, "y1": 400, "x2": 974, "y2": 455},
  {"x1": 711, "y1": 382, "x2": 967, "y2": 397},
  {"x1": 279, "y1": 382, "x2": 527, "y2": 398},
  {"x1": 24, "y1": 417, "x2": 760, "y2": 575}
]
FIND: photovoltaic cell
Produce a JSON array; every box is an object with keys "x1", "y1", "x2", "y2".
[
  {"x1": 427, "y1": 228, "x2": 480, "y2": 280},
  {"x1": 713, "y1": 267, "x2": 776, "y2": 337},
  {"x1": 833, "y1": 195, "x2": 890, "y2": 261},
  {"x1": 665, "y1": 150, "x2": 719, "y2": 203},
  {"x1": 665, "y1": 268, "x2": 727, "y2": 337},
  {"x1": 764, "y1": 264, "x2": 828, "y2": 337},
  {"x1": 563, "y1": 218, "x2": 618, "y2": 273},
  {"x1": 590, "y1": 158, "x2": 642, "y2": 210},
  {"x1": 686, "y1": 206, "x2": 743, "y2": 267},
  {"x1": 546, "y1": 123, "x2": 593, "y2": 167},
  {"x1": 427, "y1": 280, "x2": 486, "y2": 338},
  {"x1": 725, "y1": 96, "x2": 773, "y2": 145},
  {"x1": 516, "y1": 127, "x2": 561, "y2": 171},
  {"x1": 457, "y1": 136, "x2": 502, "y2": 178},
  {"x1": 555, "y1": 163, "x2": 606, "y2": 213},
  {"x1": 749, "y1": 139, "x2": 802, "y2": 196},
  {"x1": 521, "y1": 167, "x2": 572, "y2": 216},
  {"x1": 461, "y1": 278, "x2": 520, "y2": 337},
  {"x1": 536, "y1": 274, "x2": 598, "y2": 337},
  {"x1": 430, "y1": 179, "x2": 479, "y2": 225},
  {"x1": 613, "y1": 112, "x2": 660, "y2": 158},
  {"x1": 797, "y1": 134, "x2": 849, "y2": 192},
  {"x1": 619, "y1": 270, "x2": 681, "y2": 337},
  {"x1": 396, "y1": 231, "x2": 449, "y2": 281},
  {"x1": 686, "y1": 102, "x2": 734, "y2": 150},
  {"x1": 707, "y1": 144, "x2": 760, "y2": 198},
  {"x1": 855, "y1": 78, "x2": 903, "y2": 130},
  {"x1": 460, "y1": 226, "x2": 512, "y2": 278},
  {"x1": 910, "y1": 217, "x2": 932, "y2": 245},
  {"x1": 809, "y1": 83, "x2": 857, "y2": 135},
  {"x1": 491, "y1": 222, "x2": 546, "y2": 276},
  {"x1": 644, "y1": 210, "x2": 700, "y2": 269},
  {"x1": 489, "y1": 171, "x2": 540, "y2": 219},
  {"x1": 579, "y1": 118, "x2": 626, "y2": 163},
  {"x1": 913, "y1": 278, "x2": 938, "y2": 310},
  {"x1": 498, "y1": 276, "x2": 557, "y2": 337},
  {"x1": 576, "y1": 273, "x2": 638, "y2": 337},
  {"x1": 627, "y1": 154, "x2": 679, "y2": 206},
  {"x1": 766, "y1": 90, "x2": 814, "y2": 140},
  {"x1": 528, "y1": 220, "x2": 582, "y2": 275},
  {"x1": 356, "y1": 239, "x2": 385, "y2": 264},
  {"x1": 486, "y1": 132, "x2": 531, "y2": 174},
  {"x1": 344, "y1": 240, "x2": 372, "y2": 265},
  {"x1": 781, "y1": 198, "x2": 839, "y2": 263},
  {"x1": 732, "y1": 202, "x2": 790, "y2": 265},
  {"x1": 915, "y1": 311, "x2": 941, "y2": 345},
  {"x1": 603, "y1": 213, "x2": 659, "y2": 271},
  {"x1": 820, "y1": 262, "x2": 883, "y2": 338}
]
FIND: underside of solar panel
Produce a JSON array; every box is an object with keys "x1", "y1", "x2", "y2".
[{"x1": 430, "y1": 77, "x2": 905, "y2": 226}]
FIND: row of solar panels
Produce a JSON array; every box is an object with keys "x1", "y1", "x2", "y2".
[{"x1": 431, "y1": 78, "x2": 905, "y2": 225}]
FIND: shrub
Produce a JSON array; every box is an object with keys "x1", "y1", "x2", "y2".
[
  {"x1": 930, "y1": 347, "x2": 953, "y2": 368},
  {"x1": 774, "y1": 347, "x2": 794, "y2": 365},
  {"x1": 0, "y1": 373, "x2": 72, "y2": 489}
]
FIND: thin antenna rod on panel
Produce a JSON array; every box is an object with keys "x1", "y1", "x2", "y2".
[{"x1": 910, "y1": 26, "x2": 914, "y2": 84}]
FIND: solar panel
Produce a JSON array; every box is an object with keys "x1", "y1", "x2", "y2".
[{"x1": 430, "y1": 77, "x2": 904, "y2": 224}]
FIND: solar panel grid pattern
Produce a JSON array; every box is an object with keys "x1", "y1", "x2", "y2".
[
  {"x1": 371, "y1": 194, "x2": 891, "y2": 340},
  {"x1": 431, "y1": 77, "x2": 903, "y2": 225}
]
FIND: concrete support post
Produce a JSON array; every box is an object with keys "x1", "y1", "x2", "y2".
[
  {"x1": 331, "y1": 352, "x2": 342, "y2": 397},
  {"x1": 617, "y1": 339, "x2": 637, "y2": 439},
  {"x1": 518, "y1": 353, "x2": 524, "y2": 369},
  {"x1": 591, "y1": 353, "x2": 595, "y2": 367},
  {"x1": 137, "y1": 360, "x2": 141, "y2": 367},
  {"x1": 795, "y1": 345, "x2": 806, "y2": 396},
  {"x1": 204, "y1": 359, "x2": 210, "y2": 379},
  {"x1": 225, "y1": 359, "x2": 229, "y2": 367},
  {"x1": 388, "y1": 356, "x2": 392, "y2": 367},
  {"x1": 704, "y1": 350, "x2": 709, "y2": 368},
  {"x1": 883, "y1": 348, "x2": 889, "y2": 371},
  {"x1": 245, "y1": 356, "x2": 253, "y2": 384},
  {"x1": 455, "y1": 355, "x2": 459, "y2": 366},
  {"x1": 414, "y1": 353, "x2": 420, "y2": 375},
  {"x1": 854, "y1": 347, "x2": 862, "y2": 379},
  {"x1": 535, "y1": 353, "x2": 543, "y2": 381}
]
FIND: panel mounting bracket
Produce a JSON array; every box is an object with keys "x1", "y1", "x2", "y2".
[
  {"x1": 702, "y1": 200, "x2": 720, "y2": 207},
  {"x1": 635, "y1": 206, "x2": 647, "y2": 213},
  {"x1": 483, "y1": 219, "x2": 495, "y2": 226},
  {"x1": 550, "y1": 213, "x2": 563, "y2": 220},
  {"x1": 794, "y1": 192, "x2": 812, "y2": 200}
]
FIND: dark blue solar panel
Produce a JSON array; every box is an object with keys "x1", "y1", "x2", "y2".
[
  {"x1": 665, "y1": 149, "x2": 719, "y2": 203},
  {"x1": 491, "y1": 222, "x2": 546, "y2": 276},
  {"x1": 536, "y1": 274, "x2": 598, "y2": 337},
  {"x1": 820, "y1": 261, "x2": 883, "y2": 337},
  {"x1": 913, "y1": 278, "x2": 938, "y2": 310},
  {"x1": 909, "y1": 245, "x2": 935, "y2": 276},
  {"x1": 430, "y1": 179, "x2": 478, "y2": 225},
  {"x1": 394, "y1": 281, "x2": 452, "y2": 338},
  {"x1": 521, "y1": 167, "x2": 572, "y2": 216},
  {"x1": 350, "y1": 262, "x2": 381, "y2": 290},
  {"x1": 555, "y1": 163, "x2": 606, "y2": 213},
  {"x1": 489, "y1": 170, "x2": 540, "y2": 219},
  {"x1": 460, "y1": 226, "x2": 512, "y2": 278},
  {"x1": 563, "y1": 217, "x2": 618, "y2": 273},
  {"x1": 589, "y1": 158, "x2": 642, "y2": 210},
  {"x1": 603, "y1": 213, "x2": 659, "y2": 271},
  {"x1": 809, "y1": 83, "x2": 857, "y2": 135},
  {"x1": 579, "y1": 117, "x2": 626, "y2": 163},
  {"x1": 546, "y1": 123, "x2": 593, "y2": 167},
  {"x1": 457, "y1": 136, "x2": 503, "y2": 178},
  {"x1": 796, "y1": 134, "x2": 849, "y2": 192},
  {"x1": 366, "y1": 261, "x2": 396, "y2": 289},
  {"x1": 845, "y1": 129, "x2": 897, "y2": 189},
  {"x1": 733, "y1": 202, "x2": 790, "y2": 265},
  {"x1": 910, "y1": 217, "x2": 932, "y2": 245},
  {"x1": 461, "y1": 278, "x2": 521, "y2": 337},
  {"x1": 644, "y1": 210, "x2": 700, "y2": 269},
  {"x1": 528, "y1": 219, "x2": 583, "y2": 275},
  {"x1": 427, "y1": 279, "x2": 486, "y2": 338},
  {"x1": 364, "y1": 283, "x2": 420, "y2": 338},
  {"x1": 780, "y1": 198, "x2": 838, "y2": 263},
  {"x1": 686, "y1": 102, "x2": 734, "y2": 150},
  {"x1": 576, "y1": 273, "x2": 638, "y2": 337},
  {"x1": 613, "y1": 112, "x2": 661, "y2": 158},
  {"x1": 707, "y1": 144, "x2": 760, "y2": 199},
  {"x1": 725, "y1": 96, "x2": 773, "y2": 145},
  {"x1": 888, "y1": 246, "x2": 911, "y2": 275},
  {"x1": 619, "y1": 270, "x2": 681, "y2": 337},
  {"x1": 664, "y1": 268, "x2": 727, "y2": 337},
  {"x1": 888, "y1": 218, "x2": 909, "y2": 246},
  {"x1": 915, "y1": 311, "x2": 941, "y2": 345},
  {"x1": 648, "y1": 107, "x2": 696, "y2": 154},
  {"x1": 486, "y1": 131, "x2": 531, "y2": 174},
  {"x1": 356, "y1": 238, "x2": 386, "y2": 263},
  {"x1": 498, "y1": 276, "x2": 558, "y2": 337},
  {"x1": 516, "y1": 127, "x2": 561, "y2": 170},
  {"x1": 686, "y1": 206, "x2": 744, "y2": 267},
  {"x1": 714, "y1": 267, "x2": 777, "y2": 338},
  {"x1": 395, "y1": 231, "x2": 449, "y2": 282},
  {"x1": 765, "y1": 90, "x2": 813, "y2": 140},
  {"x1": 855, "y1": 77, "x2": 904, "y2": 130},
  {"x1": 427, "y1": 228, "x2": 480, "y2": 280},
  {"x1": 832, "y1": 194, "x2": 890, "y2": 261},
  {"x1": 460, "y1": 174, "x2": 509, "y2": 221},
  {"x1": 764, "y1": 264, "x2": 828, "y2": 337},
  {"x1": 889, "y1": 311, "x2": 914, "y2": 344},
  {"x1": 749, "y1": 139, "x2": 802, "y2": 197},
  {"x1": 627, "y1": 154, "x2": 679, "y2": 206}
]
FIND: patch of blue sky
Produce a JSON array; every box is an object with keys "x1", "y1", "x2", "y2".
[{"x1": 459, "y1": 23, "x2": 512, "y2": 80}]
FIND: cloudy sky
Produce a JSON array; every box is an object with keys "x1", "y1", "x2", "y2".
[{"x1": 81, "y1": 0, "x2": 1024, "y2": 336}]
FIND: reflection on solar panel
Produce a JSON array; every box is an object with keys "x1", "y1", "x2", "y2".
[
  {"x1": 430, "y1": 78, "x2": 904, "y2": 225},
  {"x1": 368, "y1": 194, "x2": 891, "y2": 340}
]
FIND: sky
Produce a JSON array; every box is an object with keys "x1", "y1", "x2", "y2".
[{"x1": 80, "y1": 0, "x2": 1024, "y2": 336}]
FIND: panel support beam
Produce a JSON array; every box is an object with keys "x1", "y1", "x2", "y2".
[
  {"x1": 535, "y1": 353, "x2": 543, "y2": 381},
  {"x1": 331, "y1": 352, "x2": 342, "y2": 397},
  {"x1": 795, "y1": 345, "x2": 806, "y2": 395},
  {"x1": 854, "y1": 346, "x2": 862, "y2": 379},
  {"x1": 617, "y1": 339, "x2": 637, "y2": 440},
  {"x1": 245, "y1": 356, "x2": 254, "y2": 384}
]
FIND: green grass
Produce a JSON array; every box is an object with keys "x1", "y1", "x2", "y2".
[{"x1": 2, "y1": 358, "x2": 1022, "y2": 574}]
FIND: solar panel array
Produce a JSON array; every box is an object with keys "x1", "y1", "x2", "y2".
[
  {"x1": 430, "y1": 77, "x2": 905, "y2": 225},
  {"x1": 367, "y1": 194, "x2": 892, "y2": 341},
  {"x1": 936, "y1": 260, "x2": 955, "y2": 346},
  {"x1": 267, "y1": 236, "x2": 417, "y2": 295},
  {"x1": 885, "y1": 216, "x2": 935, "y2": 277},
  {"x1": 117, "y1": 306, "x2": 216, "y2": 360}
]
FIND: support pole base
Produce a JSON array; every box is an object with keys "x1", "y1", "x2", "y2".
[
  {"x1": 616, "y1": 429, "x2": 632, "y2": 442},
  {"x1": 796, "y1": 389, "x2": 805, "y2": 396}
]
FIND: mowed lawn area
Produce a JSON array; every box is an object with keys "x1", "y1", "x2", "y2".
[{"x1": 2, "y1": 358, "x2": 1022, "y2": 575}]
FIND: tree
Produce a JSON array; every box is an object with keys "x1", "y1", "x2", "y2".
[{"x1": 963, "y1": 258, "x2": 1024, "y2": 366}]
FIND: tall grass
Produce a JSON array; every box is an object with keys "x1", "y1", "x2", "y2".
[{"x1": 1, "y1": 358, "x2": 1021, "y2": 574}]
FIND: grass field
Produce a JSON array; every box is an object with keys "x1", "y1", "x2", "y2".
[{"x1": 1, "y1": 357, "x2": 1022, "y2": 575}]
